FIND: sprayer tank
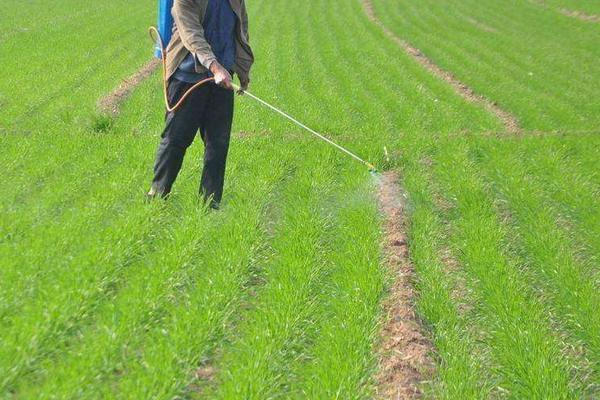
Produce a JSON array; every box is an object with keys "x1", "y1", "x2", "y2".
[{"x1": 155, "y1": 0, "x2": 174, "y2": 58}]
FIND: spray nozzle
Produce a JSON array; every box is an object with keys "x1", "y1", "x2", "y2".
[{"x1": 366, "y1": 163, "x2": 379, "y2": 174}]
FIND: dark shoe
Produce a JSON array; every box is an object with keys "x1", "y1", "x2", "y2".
[
  {"x1": 200, "y1": 193, "x2": 220, "y2": 210},
  {"x1": 145, "y1": 187, "x2": 169, "y2": 202}
]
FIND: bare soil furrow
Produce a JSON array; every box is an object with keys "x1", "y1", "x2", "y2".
[
  {"x1": 529, "y1": 0, "x2": 600, "y2": 23},
  {"x1": 97, "y1": 58, "x2": 160, "y2": 116},
  {"x1": 559, "y1": 8, "x2": 600, "y2": 23},
  {"x1": 375, "y1": 172, "x2": 435, "y2": 399},
  {"x1": 362, "y1": 0, "x2": 521, "y2": 134}
]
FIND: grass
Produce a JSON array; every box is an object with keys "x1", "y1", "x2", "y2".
[
  {"x1": 370, "y1": 0, "x2": 600, "y2": 131},
  {"x1": 0, "y1": 0, "x2": 598, "y2": 398}
]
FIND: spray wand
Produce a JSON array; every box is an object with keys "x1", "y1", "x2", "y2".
[
  {"x1": 149, "y1": 26, "x2": 378, "y2": 174},
  {"x1": 232, "y1": 83, "x2": 378, "y2": 173}
]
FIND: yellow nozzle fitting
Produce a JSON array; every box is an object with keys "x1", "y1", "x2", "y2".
[{"x1": 366, "y1": 163, "x2": 378, "y2": 173}]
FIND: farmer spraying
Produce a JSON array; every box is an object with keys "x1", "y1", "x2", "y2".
[
  {"x1": 147, "y1": 0, "x2": 254, "y2": 209},
  {"x1": 148, "y1": 1, "x2": 375, "y2": 203}
]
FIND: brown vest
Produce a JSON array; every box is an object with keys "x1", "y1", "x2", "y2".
[{"x1": 165, "y1": 0, "x2": 254, "y2": 82}]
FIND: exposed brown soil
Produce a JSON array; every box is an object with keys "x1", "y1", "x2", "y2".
[
  {"x1": 559, "y1": 8, "x2": 600, "y2": 23},
  {"x1": 362, "y1": 0, "x2": 522, "y2": 134},
  {"x1": 184, "y1": 364, "x2": 217, "y2": 396},
  {"x1": 97, "y1": 58, "x2": 160, "y2": 116},
  {"x1": 375, "y1": 172, "x2": 435, "y2": 399},
  {"x1": 195, "y1": 365, "x2": 216, "y2": 380},
  {"x1": 529, "y1": 0, "x2": 600, "y2": 23}
]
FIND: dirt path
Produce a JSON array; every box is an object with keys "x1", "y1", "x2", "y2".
[
  {"x1": 97, "y1": 58, "x2": 160, "y2": 116},
  {"x1": 375, "y1": 172, "x2": 435, "y2": 399},
  {"x1": 362, "y1": 0, "x2": 522, "y2": 134},
  {"x1": 529, "y1": 0, "x2": 600, "y2": 22},
  {"x1": 559, "y1": 8, "x2": 600, "y2": 23},
  {"x1": 529, "y1": 0, "x2": 600, "y2": 23}
]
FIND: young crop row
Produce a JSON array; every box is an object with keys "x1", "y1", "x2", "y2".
[
  {"x1": 366, "y1": 0, "x2": 600, "y2": 396},
  {"x1": 370, "y1": 0, "x2": 600, "y2": 132},
  {"x1": 0, "y1": 0, "x2": 598, "y2": 398}
]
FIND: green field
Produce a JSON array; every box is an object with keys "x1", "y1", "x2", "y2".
[{"x1": 1, "y1": 0, "x2": 599, "y2": 398}]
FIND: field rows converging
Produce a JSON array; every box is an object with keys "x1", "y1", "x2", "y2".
[
  {"x1": 362, "y1": 0, "x2": 522, "y2": 135},
  {"x1": 1, "y1": 0, "x2": 598, "y2": 398},
  {"x1": 369, "y1": 0, "x2": 600, "y2": 132}
]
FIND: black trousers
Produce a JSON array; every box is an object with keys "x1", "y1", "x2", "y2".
[{"x1": 151, "y1": 78, "x2": 234, "y2": 204}]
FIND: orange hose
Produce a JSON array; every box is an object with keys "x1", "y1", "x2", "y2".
[{"x1": 149, "y1": 26, "x2": 214, "y2": 113}]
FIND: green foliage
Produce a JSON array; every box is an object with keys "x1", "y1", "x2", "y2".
[
  {"x1": 371, "y1": 0, "x2": 600, "y2": 131},
  {"x1": 90, "y1": 113, "x2": 114, "y2": 134},
  {"x1": 0, "y1": 0, "x2": 598, "y2": 398}
]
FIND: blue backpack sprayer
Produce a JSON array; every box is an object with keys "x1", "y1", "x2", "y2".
[{"x1": 150, "y1": 0, "x2": 378, "y2": 173}]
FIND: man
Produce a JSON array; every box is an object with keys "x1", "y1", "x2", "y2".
[{"x1": 147, "y1": 0, "x2": 254, "y2": 209}]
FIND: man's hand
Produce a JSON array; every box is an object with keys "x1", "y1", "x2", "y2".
[{"x1": 210, "y1": 61, "x2": 233, "y2": 90}]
